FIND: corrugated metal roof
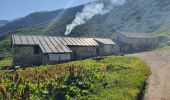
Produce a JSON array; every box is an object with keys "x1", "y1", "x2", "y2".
[
  {"x1": 94, "y1": 38, "x2": 116, "y2": 45},
  {"x1": 118, "y1": 32, "x2": 157, "y2": 38},
  {"x1": 61, "y1": 37, "x2": 99, "y2": 46},
  {"x1": 12, "y1": 35, "x2": 101, "y2": 54},
  {"x1": 13, "y1": 35, "x2": 22, "y2": 44},
  {"x1": 20, "y1": 36, "x2": 29, "y2": 44},
  {"x1": 32, "y1": 36, "x2": 46, "y2": 53},
  {"x1": 26, "y1": 36, "x2": 35, "y2": 45},
  {"x1": 37, "y1": 36, "x2": 53, "y2": 53},
  {"x1": 48, "y1": 37, "x2": 65, "y2": 53}
]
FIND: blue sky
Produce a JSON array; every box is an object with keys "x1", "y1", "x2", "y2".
[{"x1": 0, "y1": 0, "x2": 95, "y2": 20}]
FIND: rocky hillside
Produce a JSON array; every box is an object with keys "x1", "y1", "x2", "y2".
[{"x1": 1, "y1": 0, "x2": 170, "y2": 37}]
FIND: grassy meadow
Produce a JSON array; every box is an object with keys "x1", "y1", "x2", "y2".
[
  {"x1": 155, "y1": 46, "x2": 170, "y2": 51},
  {"x1": 0, "y1": 56, "x2": 150, "y2": 100}
]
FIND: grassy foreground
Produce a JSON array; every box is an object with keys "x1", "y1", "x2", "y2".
[
  {"x1": 155, "y1": 46, "x2": 170, "y2": 51},
  {"x1": 0, "y1": 56, "x2": 150, "y2": 100}
]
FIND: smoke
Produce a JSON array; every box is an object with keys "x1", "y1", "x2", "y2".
[{"x1": 64, "y1": 0, "x2": 126, "y2": 35}]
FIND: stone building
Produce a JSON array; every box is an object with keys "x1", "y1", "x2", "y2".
[
  {"x1": 60, "y1": 37, "x2": 98, "y2": 60},
  {"x1": 12, "y1": 35, "x2": 72, "y2": 66},
  {"x1": 112, "y1": 32, "x2": 159, "y2": 53},
  {"x1": 12, "y1": 35, "x2": 118, "y2": 66},
  {"x1": 94, "y1": 38, "x2": 119, "y2": 56}
]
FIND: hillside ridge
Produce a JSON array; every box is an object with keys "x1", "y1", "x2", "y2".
[{"x1": 1, "y1": 0, "x2": 170, "y2": 37}]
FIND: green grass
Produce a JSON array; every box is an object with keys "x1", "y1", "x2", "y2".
[
  {"x1": 0, "y1": 58, "x2": 12, "y2": 68},
  {"x1": 155, "y1": 46, "x2": 170, "y2": 51},
  {"x1": 0, "y1": 36, "x2": 12, "y2": 58},
  {"x1": 0, "y1": 56, "x2": 150, "y2": 100},
  {"x1": 0, "y1": 58, "x2": 12, "y2": 75},
  {"x1": 152, "y1": 24, "x2": 170, "y2": 37},
  {"x1": 81, "y1": 56, "x2": 150, "y2": 100}
]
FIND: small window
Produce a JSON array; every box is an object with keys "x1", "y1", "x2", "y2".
[{"x1": 34, "y1": 45, "x2": 39, "y2": 54}]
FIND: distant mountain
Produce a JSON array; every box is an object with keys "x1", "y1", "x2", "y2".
[
  {"x1": 0, "y1": 5, "x2": 84, "y2": 36},
  {"x1": 0, "y1": 20, "x2": 9, "y2": 27},
  {"x1": 1, "y1": 0, "x2": 170, "y2": 37}
]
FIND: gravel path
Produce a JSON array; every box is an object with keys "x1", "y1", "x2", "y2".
[{"x1": 129, "y1": 50, "x2": 170, "y2": 100}]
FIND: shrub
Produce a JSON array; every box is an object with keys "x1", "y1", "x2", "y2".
[{"x1": 0, "y1": 56, "x2": 150, "y2": 100}]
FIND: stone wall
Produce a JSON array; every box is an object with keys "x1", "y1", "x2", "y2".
[
  {"x1": 42, "y1": 54, "x2": 49, "y2": 65},
  {"x1": 112, "y1": 33, "x2": 159, "y2": 53},
  {"x1": 13, "y1": 45, "x2": 42, "y2": 66},
  {"x1": 97, "y1": 44, "x2": 120, "y2": 56},
  {"x1": 48, "y1": 53, "x2": 71, "y2": 64},
  {"x1": 68, "y1": 46, "x2": 97, "y2": 60},
  {"x1": 127, "y1": 38, "x2": 158, "y2": 52}
]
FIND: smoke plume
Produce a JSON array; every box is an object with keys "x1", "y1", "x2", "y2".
[{"x1": 64, "y1": 0, "x2": 126, "y2": 35}]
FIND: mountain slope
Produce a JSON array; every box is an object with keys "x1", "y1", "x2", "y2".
[
  {"x1": 1, "y1": 0, "x2": 170, "y2": 58},
  {"x1": 0, "y1": 5, "x2": 83, "y2": 35},
  {"x1": 0, "y1": 20, "x2": 9, "y2": 27},
  {"x1": 80, "y1": 0, "x2": 170, "y2": 37},
  {"x1": 1, "y1": 0, "x2": 170, "y2": 38}
]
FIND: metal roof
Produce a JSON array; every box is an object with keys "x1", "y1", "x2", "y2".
[
  {"x1": 61, "y1": 37, "x2": 99, "y2": 46},
  {"x1": 12, "y1": 35, "x2": 99, "y2": 54},
  {"x1": 94, "y1": 38, "x2": 116, "y2": 45},
  {"x1": 118, "y1": 32, "x2": 157, "y2": 39}
]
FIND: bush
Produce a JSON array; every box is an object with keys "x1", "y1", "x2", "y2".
[
  {"x1": 0, "y1": 56, "x2": 4, "y2": 60},
  {"x1": 166, "y1": 41, "x2": 170, "y2": 46},
  {"x1": 0, "y1": 56, "x2": 150, "y2": 100},
  {"x1": 158, "y1": 43, "x2": 167, "y2": 48},
  {"x1": 0, "y1": 65, "x2": 108, "y2": 99}
]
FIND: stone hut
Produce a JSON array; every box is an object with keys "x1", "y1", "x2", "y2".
[
  {"x1": 112, "y1": 32, "x2": 158, "y2": 53},
  {"x1": 12, "y1": 35, "x2": 108, "y2": 66},
  {"x1": 12, "y1": 35, "x2": 72, "y2": 66},
  {"x1": 59, "y1": 37, "x2": 99, "y2": 60},
  {"x1": 94, "y1": 38, "x2": 119, "y2": 56}
]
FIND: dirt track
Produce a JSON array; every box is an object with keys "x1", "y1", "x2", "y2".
[{"x1": 129, "y1": 50, "x2": 170, "y2": 100}]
